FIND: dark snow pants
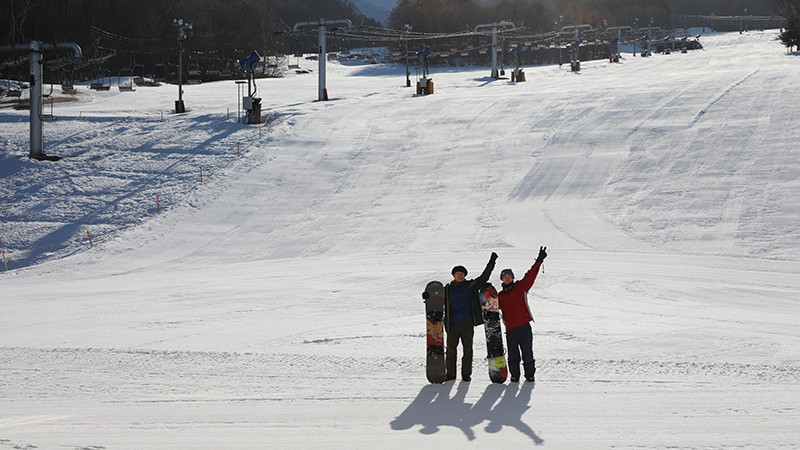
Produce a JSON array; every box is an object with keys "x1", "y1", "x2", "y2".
[
  {"x1": 507, "y1": 322, "x2": 535, "y2": 379},
  {"x1": 446, "y1": 321, "x2": 474, "y2": 379}
]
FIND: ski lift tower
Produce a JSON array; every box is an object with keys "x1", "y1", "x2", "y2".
[
  {"x1": 639, "y1": 19, "x2": 659, "y2": 57},
  {"x1": 0, "y1": 41, "x2": 82, "y2": 160},
  {"x1": 475, "y1": 21, "x2": 515, "y2": 79},
  {"x1": 638, "y1": 26, "x2": 661, "y2": 57},
  {"x1": 607, "y1": 26, "x2": 632, "y2": 62},
  {"x1": 561, "y1": 24, "x2": 592, "y2": 71},
  {"x1": 293, "y1": 18, "x2": 353, "y2": 101}
]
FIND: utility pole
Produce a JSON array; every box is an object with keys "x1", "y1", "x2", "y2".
[{"x1": 173, "y1": 18, "x2": 193, "y2": 113}]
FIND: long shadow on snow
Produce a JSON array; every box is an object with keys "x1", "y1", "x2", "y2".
[
  {"x1": 390, "y1": 381, "x2": 543, "y2": 443},
  {"x1": 6, "y1": 146, "x2": 198, "y2": 269},
  {"x1": 4, "y1": 112, "x2": 255, "y2": 268}
]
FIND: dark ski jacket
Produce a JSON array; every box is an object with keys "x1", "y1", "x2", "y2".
[
  {"x1": 444, "y1": 256, "x2": 495, "y2": 332},
  {"x1": 498, "y1": 261, "x2": 541, "y2": 331}
]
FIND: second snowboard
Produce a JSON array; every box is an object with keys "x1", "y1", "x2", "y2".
[{"x1": 479, "y1": 284, "x2": 508, "y2": 383}]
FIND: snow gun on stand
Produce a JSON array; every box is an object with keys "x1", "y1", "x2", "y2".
[
  {"x1": 610, "y1": 37, "x2": 620, "y2": 62},
  {"x1": 569, "y1": 40, "x2": 581, "y2": 71},
  {"x1": 511, "y1": 44, "x2": 525, "y2": 82},
  {"x1": 416, "y1": 46, "x2": 433, "y2": 95},
  {"x1": 641, "y1": 35, "x2": 651, "y2": 57},
  {"x1": 239, "y1": 50, "x2": 262, "y2": 124}
]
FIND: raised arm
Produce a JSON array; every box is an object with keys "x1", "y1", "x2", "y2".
[
  {"x1": 473, "y1": 252, "x2": 498, "y2": 289},
  {"x1": 518, "y1": 247, "x2": 547, "y2": 292}
]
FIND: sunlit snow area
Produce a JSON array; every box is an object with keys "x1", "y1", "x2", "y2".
[{"x1": 1, "y1": 30, "x2": 799, "y2": 448}]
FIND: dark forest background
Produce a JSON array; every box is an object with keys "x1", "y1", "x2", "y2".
[
  {"x1": 0, "y1": 0, "x2": 784, "y2": 80},
  {"x1": 3, "y1": 0, "x2": 779, "y2": 45},
  {"x1": 2, "y1": 1, "x2": 378, "y2": 58}
]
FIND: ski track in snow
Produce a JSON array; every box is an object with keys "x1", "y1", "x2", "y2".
[{"x1": 2, "y1": 347, "x2": 799, "y2": 402}]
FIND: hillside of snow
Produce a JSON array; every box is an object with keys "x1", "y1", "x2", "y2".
[{"x1": 1, "y1": 30, "x2": 799, "y2": 448}]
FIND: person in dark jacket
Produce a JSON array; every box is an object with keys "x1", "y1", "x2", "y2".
[
  {"x1": 498, "y1": 246, "x2": 547, "y2": 382},
  {"x1": 442, "y1": 252, "x2": 497, "y2": 381}
]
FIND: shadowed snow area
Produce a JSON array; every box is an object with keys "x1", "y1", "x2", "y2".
[{"x1": 1, "y1": 30, "x2": 799, "y2": 448}]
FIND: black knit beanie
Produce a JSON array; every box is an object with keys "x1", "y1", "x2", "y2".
[
  {"x1": 452, "y1": 265, "x2": 468, "y2": 276},
  {"x1": 500, "y1": 268, "x2": 514, "y2": 280}
]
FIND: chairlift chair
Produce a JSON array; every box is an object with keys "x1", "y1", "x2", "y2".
[
  {"x1": 91, "y1": 69, "x2": 111, "y2": 91},
  {"x1": 187, "y1": 59, "x2": 201, "y2": 84},
  {"x1": 40, "y1": 78, "x2": 56, "y2": 121},
  {"x1": 154, "y1": 63, "x2": 167, "y2": 83},
  {"x1": 101, "y1": 71, "x2": 111, "y2": 90},
  {"x1": 91, "y1": 64, "x2": 106, "y2": 90},
  {"x1": 119, "y1": 68, "x2": 135, "y2": 92},
  {"x1": 289, "y1": 53, "x2": 302, "y2": 70},
  {"x1": 167, "y1": 63, "x2": 178, "y2": 84},
  {"x1": 133, "y1": 63, "x2": 145, "y2": 85},
  {"x1": 61, "y1": 67, "x2": 77, "y2": 94},
  {"x1": 6, "y1": 73, "x2": 22, "y2": 97}
]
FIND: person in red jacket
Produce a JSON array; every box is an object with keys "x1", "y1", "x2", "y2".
[{"x1": 498, "y1": 246, "x2": 547, "y2": 382}]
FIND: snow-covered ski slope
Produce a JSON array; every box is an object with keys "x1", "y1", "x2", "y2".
[{"x1": 1, "y1": 31, "x2": 799, "y2": 448}]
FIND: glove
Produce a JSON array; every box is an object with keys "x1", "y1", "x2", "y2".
[
  {"x1": 490, "y1": 252, "x2": 498, "y2": 263},
  {"x1": 422, "y1": 291, "x2": 430, "y2": 300},
  {"x1": 536, "y1": 246, "x2": 547, "y2": 263}
]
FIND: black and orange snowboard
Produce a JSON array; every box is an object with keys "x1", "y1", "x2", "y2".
[{"x1": 424, "y1": 281, "x2": 446, "y2": 383}]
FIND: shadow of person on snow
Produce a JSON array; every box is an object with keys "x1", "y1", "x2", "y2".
[
  {"x1": 458, "y1": 383, "x2": 506, "y2": 440},
  {"x1": 390, "y1": 381, "x2": 473, "y2": 438},
  {"x1": 486, "y1": 382, "x2": 544, "y2": 444},
  {"x1": 390, "y1": 380, "x2": 543, "y2": 444}
]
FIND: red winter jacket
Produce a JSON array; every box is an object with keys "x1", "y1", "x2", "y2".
[{"x1": 498, "y1": 261, "x2": 542, "y2": 331}]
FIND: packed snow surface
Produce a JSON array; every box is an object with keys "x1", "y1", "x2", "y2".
[{"x1": 1, "y1": 31, "x2": 799, "y2": 448}]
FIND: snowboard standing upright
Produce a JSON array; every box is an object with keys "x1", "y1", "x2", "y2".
[
  {"x1": 479, "y1": 284, "x2": 508, "y2": 383},
  {"x1": 424, "y1": 281, "x2": 447, "y2": 383}
]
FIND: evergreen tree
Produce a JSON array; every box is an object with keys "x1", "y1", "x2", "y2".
[
  {"x1": 780, "y1": 15, "x2": 800, "y2": 49},
  {"x1": 775, "y1": 0, "x2": 800, "y2": 49}
]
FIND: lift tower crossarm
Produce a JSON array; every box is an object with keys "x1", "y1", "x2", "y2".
[
  {"x1": 0, "y1": 42, "x2": 82, "y2": 56},
  {"x1": 292, "y1": 18, "x2": 353, "y2": 32}
]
